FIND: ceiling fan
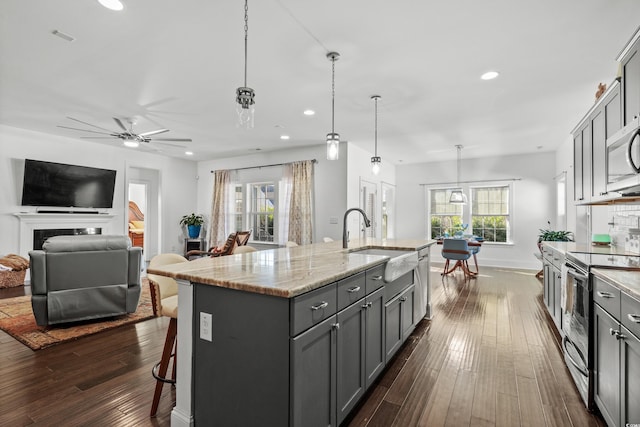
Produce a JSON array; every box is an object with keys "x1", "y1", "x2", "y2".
[{"x1": 58, "y1": 116, "x2": 192, "y2": 149}]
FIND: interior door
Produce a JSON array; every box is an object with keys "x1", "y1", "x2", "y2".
[{"x1": 359, "y1": 178, "x2": 377, "y2": 239}]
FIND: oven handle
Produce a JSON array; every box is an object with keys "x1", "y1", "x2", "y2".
[
  {"x1": 566, "y1": 266, "x2": 588, "y2": 282},
  {"x1": 627, "y1": 128, "x2": 640, "y2": 173},
  {"x1": 562, "y1": 336, "x2": 589, "y2": 377}
]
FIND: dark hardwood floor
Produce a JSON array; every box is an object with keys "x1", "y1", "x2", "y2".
[{"x1": 0, "y1": 266, "x2": 606, "y2": 426}]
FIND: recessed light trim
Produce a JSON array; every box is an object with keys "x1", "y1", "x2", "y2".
[
  {"x1": 98, "y1": 0, "x2": 124, "y2": 11},
  {"x1": 280, "y1": 135, "x2": 290, "y2": 140},
  {"x1": 481, "y1": 71, "x2": 500, "y2": 80},
  {"x1": 185, "y1": 151, "x2": 194, "y2": 156},
  {"x1": 303, "y1": 109, "x2": 315, "y2": 116}
]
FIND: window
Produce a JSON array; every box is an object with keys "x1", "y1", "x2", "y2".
[
  {"x1": 429, "y1": 188, "x2": 463, "y2": 238},
  {"x1": 232, "y1": 184, "x2": 244, "y2": 232},
  {"x1": 248, "y1": 182, "x2": 276, "y2": 243},
  {"x1": 471, "y1": 186, "x2": 510, "y2": 243}
]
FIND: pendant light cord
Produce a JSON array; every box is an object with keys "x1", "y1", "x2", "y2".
[
  {"x1": 374, "y1": 97, "x2": 378, "y2": 156},
  {"x1": 331, "y1": 57, "x2": 336, "y2": 134},
  {"x1": 456, "y1": 145, "x2": 462, "y2": 187},
  {"x1": 243, "y1": 0, "x2": 249, "y2": 88}
]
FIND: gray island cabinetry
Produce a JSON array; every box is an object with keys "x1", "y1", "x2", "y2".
[
  {"x1": 193, "y1": 263, "x2": 416, "y2": 426},
  {"x1": 592, "y1": 269, "x2": 640, "y2": 427}
]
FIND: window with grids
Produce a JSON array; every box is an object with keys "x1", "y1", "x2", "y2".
[
  {"x1": 231, "y1": 184, "x2": 244, "y2": 232},
  {"x1": 471, "y1": 186, "x2": 510, "y2": 243},
  {"x1": 248, "y1": 182, "x2": 276, "y2": 242},
  {"x1": 429, "y1": 189, "x2": 463, "y2": 238}
]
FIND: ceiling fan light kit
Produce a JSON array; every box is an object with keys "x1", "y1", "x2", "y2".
[
  {"x1": 236, "y1": 0, "x2": 255, "y2": 129},
  {"x1": 326, "y1": 51, "x2": 340, "y2": 161}
]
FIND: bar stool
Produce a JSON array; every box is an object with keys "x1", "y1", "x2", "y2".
[{"x1": 147, "y1": 253, "x2": 187, "y2": 417}]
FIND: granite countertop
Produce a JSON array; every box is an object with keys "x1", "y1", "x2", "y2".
[
  {"x1": 542, "y1": 241, "x2": 637, "y2": 257},
  {"x1": 147, "y1": 238, "x2": 435, "y2": 298},
  {"x1": 591, "y1": 268, "x2": 640, "y2": 301}
]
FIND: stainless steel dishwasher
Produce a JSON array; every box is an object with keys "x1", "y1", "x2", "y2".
[{"x1": 414, "y1": 246, "x2": 432, "y2": 320}]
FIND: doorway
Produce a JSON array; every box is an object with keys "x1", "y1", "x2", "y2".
[{"x1": 127, "y1": 167, "x2": 160, "y2": 262}]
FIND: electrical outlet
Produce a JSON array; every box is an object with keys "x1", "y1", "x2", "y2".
[{"x1": 200, "y1": 312, "x2": 212, "y2": 342}]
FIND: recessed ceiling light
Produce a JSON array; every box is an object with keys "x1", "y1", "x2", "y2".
[
  {"x1": 481, "y1": 71, "x2": 500, "y2": 80},
  {"x1": 185, "y1": 151, "x2": 194, "y2": 156},
  {"x1": 303, "y1": 110, "x2": 315, "y2": 116},
  {"x1": 280, "y1": 135, "x2": 290, "y2": 140},
  {"x1": 98, "y1": 0, "x2": 124, "y2": 11}
]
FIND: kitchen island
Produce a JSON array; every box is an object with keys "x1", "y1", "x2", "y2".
[{"x1": 147, "y1": 238, "x2": 435, "y2": 427}]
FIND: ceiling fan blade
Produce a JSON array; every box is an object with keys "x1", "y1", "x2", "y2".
[
  {"x1": 139, "y1": 128, "x2": 170, "y2": 137},
  {"x1": 80, "y1": 136, "x2": 120, "y2": 139},
  {"x1": 57, "y1": 125, "x2": 115, "y2": 136},
  {"x1": 113, "y1": 118, "x2": 129, "y2": 132},
  {"x1": 151, "y1": 141, "x2": 189, "y2": 148},
  {"x1": 151, "y1": 137, "x2": 192, "y2": 142},
  {"x1": 66, "y1": 117, "x2": 116, "y2": 133}
]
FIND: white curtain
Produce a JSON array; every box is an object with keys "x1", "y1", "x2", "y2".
[
  {"x1": 209, "y1": 170, "x2": 231, "y2": 246},
  {"x1": 287, "y1": 160, "x2": 314, "y2": 245},
  {"x1": 278, "y1": 165, "x2": 293, "y2": 244}
]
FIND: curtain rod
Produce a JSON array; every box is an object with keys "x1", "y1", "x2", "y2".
[
  {"x1": 211, "y1": 158, "x2": 316, "y2": 173},
  {"x1": 419, "y1": 177, "x2": 521, "y2": 186}
]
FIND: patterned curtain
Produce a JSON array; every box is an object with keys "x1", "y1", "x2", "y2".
[
  {"x1": 288, "y1": 160, "x2": 314, "y2": 245},
  {"x1": 209, "y1": 169, "x2": 230, "y2": 247}
]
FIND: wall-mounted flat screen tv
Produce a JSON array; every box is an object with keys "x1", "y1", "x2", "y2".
[{"x1": 21, "y1": 159, "x2": 117, "y2": 208}]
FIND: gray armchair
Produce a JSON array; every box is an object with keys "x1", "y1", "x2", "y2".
[{"x1": 29, "y1": 234, "x2": 142, "y2": 326}]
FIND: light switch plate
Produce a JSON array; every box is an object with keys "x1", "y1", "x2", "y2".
[
  {"x1": 329, "y1": 216, "x2": 338, "y2": 224},
  {"x1": 200, "y1": 312, "x2": 212, "y2": 342}
]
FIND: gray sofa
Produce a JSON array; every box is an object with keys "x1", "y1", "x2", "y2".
[{"x1": 29, "y1": 234, "x2": 142, "y2": 326}]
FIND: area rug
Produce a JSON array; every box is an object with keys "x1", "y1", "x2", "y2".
[{"x1": 0, "y1": 279, "x2": 154, "y2": 351}]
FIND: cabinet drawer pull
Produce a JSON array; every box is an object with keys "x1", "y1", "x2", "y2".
[
  {"x1": 310, "y1": 301, "x2": 329, "y2": 311},
  {"x1": 628, "y1": 313, "x2": 640, "y2": 324},
  {"x1": 371, "y1": 275, "x2": 383, "y2": 281},
  {"x1": 347, "y1": 286, "x2": 361, "y2": 293},
  {"x1": 597, "y1": 291, "x2": 615, "y2": 299}
]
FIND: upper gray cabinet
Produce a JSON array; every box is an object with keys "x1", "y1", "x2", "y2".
[
  {"x1": 592, "y1": 81, "x2": 622, "y2": 202},
  {"x1": 619, "y1": 29, "x2": 640, "y2": 125}
]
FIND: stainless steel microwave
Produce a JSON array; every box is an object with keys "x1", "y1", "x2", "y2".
[{"x1": 607, "y1": 116, "x2": 640, "y2": 194}]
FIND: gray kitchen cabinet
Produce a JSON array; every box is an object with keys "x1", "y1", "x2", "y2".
[
  {"x1": 385, "y1": 284, "x2": 416, "y2": 362},
  {"x1": 619, "y1": 33, "x2": 640, "y2": 126},
  {"x1": 292, "y1": 314, "x2": 338, "y2": 427},
  {"x1": 594, "y1": 304, "x2": 621, "y2": 427},
  {"x1": 593, "y1": 275, "x2": 640, "y2": 427},
  {"x1": 592, "y1": 81, "x2": 622, "y2": 201},
  {"x1": 541, "y1": 244, "x2": 563, "y2": 332},
  {"x1": 336, "y1": 286, "x2": 385, "y2": 424},
  {"x1": 573, "y1": 121, "x2": 592, "y2": 203}
]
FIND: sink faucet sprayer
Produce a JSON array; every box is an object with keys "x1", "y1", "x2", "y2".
[{"x1": 343, "y1": 208, "x2": 371, "y2": 248}]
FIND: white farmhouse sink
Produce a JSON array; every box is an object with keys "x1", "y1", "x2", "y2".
[{"x1": 350, "y1": 248, "x2": 419, "y2": 282}]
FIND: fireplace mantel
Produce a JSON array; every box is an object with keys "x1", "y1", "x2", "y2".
[{"x1": 14, "y1": 212, "x2": 117, "y2": 255}]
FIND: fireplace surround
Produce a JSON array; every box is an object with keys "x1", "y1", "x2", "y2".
[{"x1": 14, "y1": 213, "x2": 116, "y2": 255}]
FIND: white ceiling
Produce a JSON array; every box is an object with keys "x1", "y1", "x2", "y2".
[{"x1": 1, "y1": 0, "x2": 639, "y2": 164}]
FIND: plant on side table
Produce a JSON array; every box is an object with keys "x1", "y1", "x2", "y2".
[{"x1": 180, "y1": 213, "x2": 204, "y2": 238}]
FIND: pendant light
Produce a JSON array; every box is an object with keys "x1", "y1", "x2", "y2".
[
  {"x1": 236, "y1": 0, "x2": 255, "y2": 129},
  {"x1": 371, "y1": 95, "x2": 382, "y2": 175},
  {"x1": 450, "y1": 144, "x2": 468, "y2": 204},
  {"x1": 326, "y1": 52, "x2": 340, "y2": 160}
]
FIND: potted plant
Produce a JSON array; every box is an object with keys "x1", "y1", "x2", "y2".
[
  {"x1": 537, "y1": 221, "x2": 573, "y2": 251},
  {"x1": 180, "y1": 213, "x2": 204, "y2": 238}
]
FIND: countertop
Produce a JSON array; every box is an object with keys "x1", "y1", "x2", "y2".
[
  {"x1": 541, "y1": 241, "x2": 638, "y2": 256},
  {"x1": 147, "y1": 238, "x2": 435, "y2": 298},
  {"x1": 591, "y1": 268, "x2": 640, "y2": 301}
]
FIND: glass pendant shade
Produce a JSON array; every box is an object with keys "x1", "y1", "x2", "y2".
[
  {"x1": 123, "y1": 138, "x2": 139, "y2": 148},
  {"x1": 327, "y1": 132, "x2": 340, "y2": 160},
  {"x1": 236, "y1": 87, "x2": 255, "y2": 129},
  {"x1": 449, "y1": 189, "x2": 467, "y2": 204},
  {"x1": 371, "y1": 156, "x2": 381, "y2": 175}
]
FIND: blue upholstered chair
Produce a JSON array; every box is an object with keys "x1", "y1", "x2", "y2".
[{"x1": 441, "y1": 238, "x2": 473, "y2": 278}]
